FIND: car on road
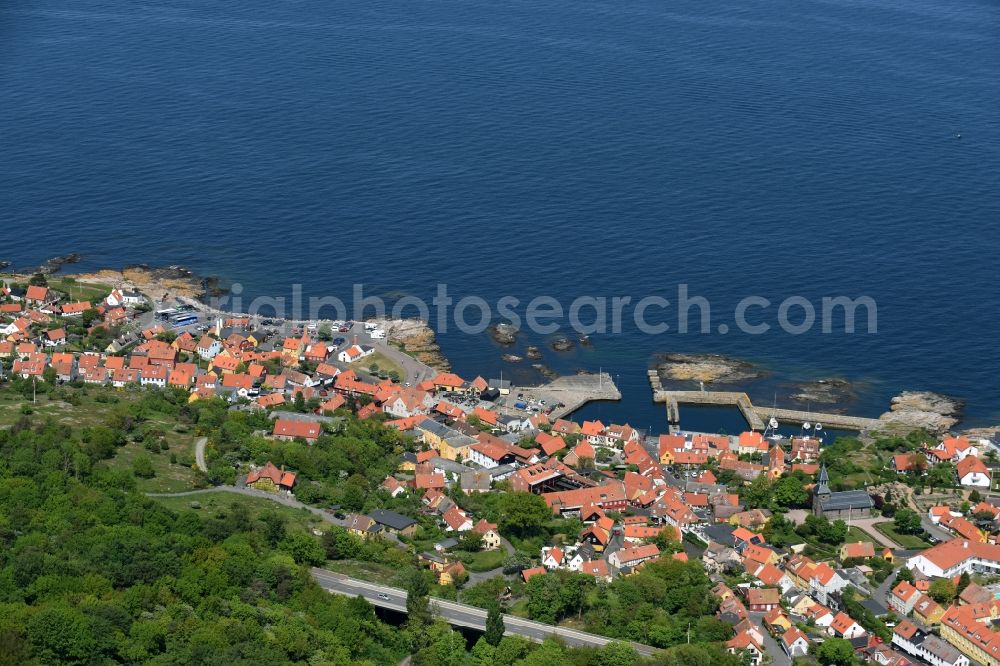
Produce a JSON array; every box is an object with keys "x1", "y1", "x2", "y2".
[
  {"x1": 333, "y1": 337, "x2": 346, "y2": 346},
  {"x1": 377, "y1": 593, "x2": 391, "y2": 601},
  {"x1": 339, "y1": 326, "x2": 349, "y2": 332}
]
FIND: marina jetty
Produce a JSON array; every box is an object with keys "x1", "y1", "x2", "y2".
[
  {"x1": 650, "y1": 383, "x2": 883, "y2": 432},
  {"x1": 504, "y1": 373, "x2": 621, "y2": 420}
]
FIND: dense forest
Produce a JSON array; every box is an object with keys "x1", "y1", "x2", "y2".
[{"x1": 0, "y1": 381, "x2": 742, "y2": 665}]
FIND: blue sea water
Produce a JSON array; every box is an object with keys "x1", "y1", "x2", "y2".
[{"x1": 2, "y1": 0, "x2": 999, "y2": 433}]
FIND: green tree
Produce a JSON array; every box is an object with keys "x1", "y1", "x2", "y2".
[
  {"x1": 929, "y1": 578, "x2": 957, "y2": 604},
  {"x1": 406, "y1": 568, "x2": 432, "y2": 627},
  {"x1": 740, "y1": 474, "x2": 772, "y2": 509},
  {"x1": 132, "y1": 455, "x2": 155, "y2": 479},
  {"x1": 484, "y1": 602, "x2": 505, "y2": 646},
  {"x1": 815, "y1": 637, "x2": 858, "y2": 665},
  {"x1": 773, "y1": 475, "x2": 809, "y2": 507},
  {"x1": 498, "y1": 492, "x2": 552, "y2": 537},
  {"x1": 957, "y1": 571, "x2": 971, "y2": 595},
  {"x1": 459, "y1": 531, "x2": 483, "y2": 552},
  {"x1": 895, "y1": 566, "x2": 914, "y2": 584},
  {"x1": 894, "y1": 508, "x2": 922, "y2": 535}
]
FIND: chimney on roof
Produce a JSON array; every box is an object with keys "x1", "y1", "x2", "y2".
[
  {"x1": 964, "y1": 540, "x2": 969, "y2": 549},
  {"x1": 353, "y1": 334, "x2": 358, "y2": 345}
]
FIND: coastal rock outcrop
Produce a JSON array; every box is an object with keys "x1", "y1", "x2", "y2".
[
  {"x1": 526, "y1": 346, "x2": 543, "y2": 360},
  {"x1": 550, "y1": 336, "x2": 574, "y2": 352},
  {"x1": 29, "y1": 253, "x2": 82, "y2": 275},
  {"x1": 502, "y1": 354, "x2": 522, "y2": 363},
  {"x1": 879, "y1": 391, "x2": 963, "y2": 434},
  {"x1": 378, "y1": 319, "x2": 451, "y2": 372},
  {"x1": 656, "y1": 353, "x2": 765, "y2": 383},
  {"x1": 489, "y1": 323, "x2": 519, "y2": 345},
  {"x1": 789, "y1": 378, "x2": 855, "y2": 405},
  {"x1": 532, "y1": 364, "x2": 559, "y2": 381}
]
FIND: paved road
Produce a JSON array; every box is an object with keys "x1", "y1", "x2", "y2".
[
  {"x1": 194, "y1": 437, "x2": 208, "y2": 472},
  {"x1": 849, "y1": 517, "x2": 902, "y2": 550},
  {"x1": 748, "y1": 612, "x2": 791, "y2": 666},
  {"x1": 310, "y1": 568, "x2": 659, "y2": 656},
  {"x1": 873, "y1": 569, "x2": 899, "y2": 609},
  {"x1": 467, "y1": 537, "x2": 516, "y2": 584},
  {"x1": 921, "y1": 516, "x2": 953, "y2": 543}
]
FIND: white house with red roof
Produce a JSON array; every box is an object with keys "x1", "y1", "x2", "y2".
[
  {"x1": 781, "y1": 626, "x2": 810, "y2": 658},
  {"x1": 829, "y1": 611, "x2": 866, "y2": 639},
  {"x1": 908, "y1": 539, "x2": 1000, "y2": 578},
  {"x1": 338, "y1": 344, "x2": 373, "y2": 364},
  {"x1": 957, "y1": 456, "x2": 992, "y2": 488},
  {"x1": 442, "y1": 505, "x2": 473, "y2": 532},
  {"x1": 608, "y1": 543, "x2": 660, "y2": 570}
]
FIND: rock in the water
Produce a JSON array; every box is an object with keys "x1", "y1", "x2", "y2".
[
  {"x1": 30, "y1": 253, "x2": 82, "y2": 275},
  {"x1": 501, "y1": 354, "x2": 522, "y2": 363},
  {"x1": 526, "y1": 346, "x2": 543, "y2": 360},
  {"x1": 579, "y1": 335, "x2": 593, "y2": 347},
  {"x1": 489, "y1": 323, "x2": 519, "y2": 345},
  {"x1": 0, "y1": 260, "x2": 11, "y2": 271},
  {"x1": 656, "y1": 353, "x2": 765, "y2": 383},
  {"x1": 789, "y1": 378, "x2": 855, "y2": 405},
  {"x1": 550, "y1": 336, "x2": 574, "y2": 352},
  {"x1": 377, "y1": 318, "x2": 451, "y2": 371},
  {"x1": 879, "y1": 391, "x2": 963, "y2": 434},
  {"x1": 532, "y1": 364, "x2": 559, "y2": 380}
]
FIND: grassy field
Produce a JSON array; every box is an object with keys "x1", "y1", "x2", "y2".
[
  {"x1": 875, "y1": 521, "x2": 931, "y2": 549},
  {"x1": 351, "y1": 352, "x2": 403, "y2": 380},
  {"x1": 109, "y1": 440, "x2": 200, "y2": 493},
  {"x1": 0, "y1": 385, "x2": 204, "y2": 492},
  {"x1": 153, "y1": 491, "x2": 323, "y2": 534},
  {"x1": 845, "y1": 526, "x2": 885, "y2": 548},
  {"x1": 0, "y1": 386, "x2": 140, "y2": 429},
  {"x1": 456, "y1": 549, "x2": 506, "y2": 572},
  {"x1": 45, "y1": 276, "x2": 114, "y2": 302}
]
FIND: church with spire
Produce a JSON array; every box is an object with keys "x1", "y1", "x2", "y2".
[{"x1": 812, "y1": 463, "x2": 874, "y2": 520}]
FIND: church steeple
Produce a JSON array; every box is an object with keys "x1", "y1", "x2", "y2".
[
  {"x1": 813, "y1": 463, "x2": 832, "y2": 514},
  {"x1": 817, "y1": 463, "x2": 830, "y2": 493}
]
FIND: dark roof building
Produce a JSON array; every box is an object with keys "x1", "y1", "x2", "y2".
[
  {"x1": 813, "y1": 464, "x2": 874, "y2": 519},
  {"x1": 368, "y1": 509, "x2": 418, "y2": 534}
]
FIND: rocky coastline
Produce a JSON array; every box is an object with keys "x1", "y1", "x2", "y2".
[
  {"x1": 879, "y1": 391, "x2": 963, "y2": 434},
  {"x1": 378, "y1": 319, "x2": 451, "y2": 372},
  {"x1": 655, "y1": 352, "x2": 766, "y2": 384}
]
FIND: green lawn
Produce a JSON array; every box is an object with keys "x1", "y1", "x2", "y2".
[
  {"x1": 351, "y1": 352, "x2": 403, "y2": 381},
  {"x1": 153, "y1": 491, "x2": 322, "y2": 535},
  {"x1": 845, "y1": 526, "x2": 885, "y2": 548},
  {"x1": 457, "y1": 549, "x2": 506, "y2": 572},
  {"x1": 107, "y1": 440, "x2": 200, "y2": 493},
  {"x1": 45, "y1": 276, "x2": 113, "y2": 302},
  {"x1": 875, "y1": 521, "x2": 931, "y2": 549}
]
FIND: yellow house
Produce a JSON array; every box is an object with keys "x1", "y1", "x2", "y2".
[
  {"x1": 913, "y1": 595, "x2": 945, "y2": 625},
  {"x1": 414, "y1": 420, "x2": 476, "y2": 461},
  {"x1": 941, "y1": 607, "x2": 1000, "y2": 666},
  {"x1": 439, "y1": 561, "x2": 466, "y2": 586},
  {"x1": 764, "y1": 610, "x2": 792, "y2": 634}
]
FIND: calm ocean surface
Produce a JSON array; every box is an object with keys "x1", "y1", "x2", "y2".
[{"x1": 3, "y1": 0, "x2": 999, "y2": 433}]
